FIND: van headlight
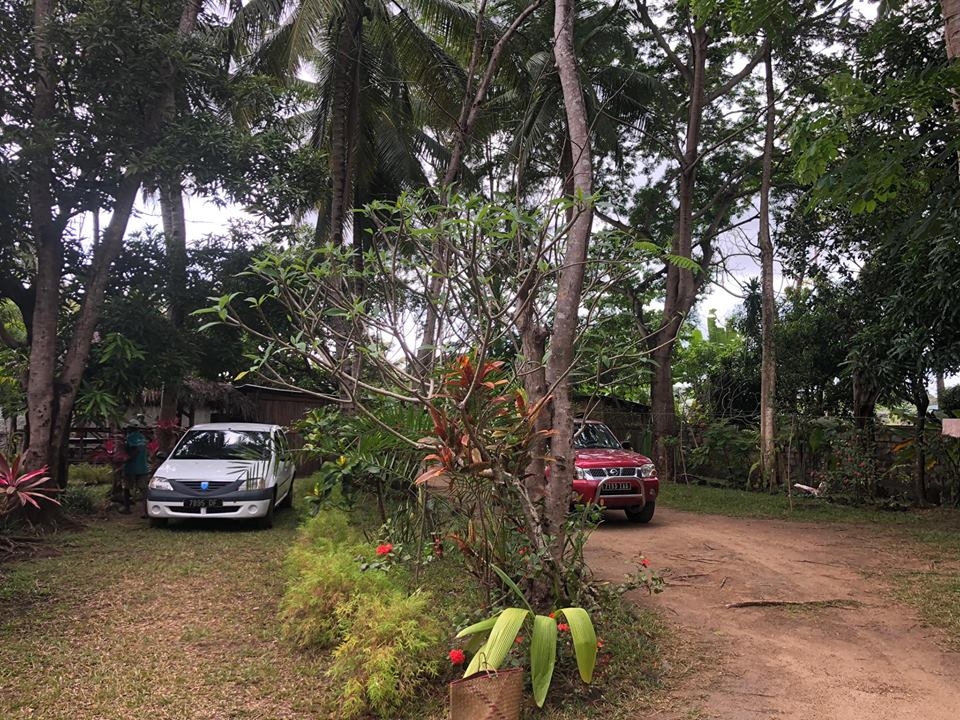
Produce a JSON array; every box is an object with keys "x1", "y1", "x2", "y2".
[
  {"x1": 239, "y1": 477, "x2": 266, "y2": 491},
  {"x1": 639, "y1": 463, "x2": 656, "y2": 478},
  {"x1": 149, "y1": 476, "x2": 172, "y2": 490}
]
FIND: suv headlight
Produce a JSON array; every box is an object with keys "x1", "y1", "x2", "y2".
[
  {"x1": 575, "y1": 467, "x2": 590, "y2": 480},
  {"x1": 149, "y1": 476, "x2": 172, "y2": 491},
  {"x1": 239, "y1": 477, "x2": 266, "y2": 491},
  {"x1": 639, "y1": 463, "x2": 656, "y2": 478}
]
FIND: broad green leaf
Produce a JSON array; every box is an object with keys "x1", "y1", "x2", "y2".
[
  {"x1": 560, "y1": 607, "x2": 597, "y2": 683},
  {"x1": 455, "y1": 616, "x2": 498, "y2": 639},
  {"x1": 463, "y1": 608, "x2": 528, "y2": 676},
  {"x1": 530, "y1": 614, "x2": 558, "y2": 707},
  {"x1": 490, "y1": 564, "x2": 533, "y2": 613}
]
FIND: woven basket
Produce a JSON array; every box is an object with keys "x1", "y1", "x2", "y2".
[{"x1": 449, "y1": 668, "x2": 524, "y2": 720}]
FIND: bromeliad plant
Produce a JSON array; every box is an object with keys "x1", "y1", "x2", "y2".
[
  {"x1": 0, "y1": 453, "x2": 61, "y2": 516},
  {"x1": 454, "y1": 567, "x2": 598, "y2": 707}
]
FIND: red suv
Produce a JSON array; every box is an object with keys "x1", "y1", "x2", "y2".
[{"x1": 572, "y1": 420, "x2": 659, "y2": 523}]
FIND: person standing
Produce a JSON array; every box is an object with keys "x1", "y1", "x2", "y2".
[{"x1": 122, "y1": 419, "x2": 150, "y2": 516}]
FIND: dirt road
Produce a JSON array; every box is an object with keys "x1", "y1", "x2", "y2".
[{"x1": 586, "y1": 508, "x2": 960, "y2": 720}]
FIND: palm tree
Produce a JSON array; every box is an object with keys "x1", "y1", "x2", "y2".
[
  {"x1": 497, "y1": 0, "x2": 654, "y2": 200},
  {"x1": 228, "y1": 0, "x2": 475, "y2": 247}
]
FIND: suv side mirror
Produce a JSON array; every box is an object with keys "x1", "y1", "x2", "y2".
[
  {"x1": 620, "y1": 440, "x2": 633, "y2": 450},
  {"x1": 155, "y1": 450, "x2": 168, "y2": 461}
]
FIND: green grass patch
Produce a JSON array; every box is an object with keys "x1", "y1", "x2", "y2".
[
  {"x1": 660, "y1": 482, "x2": 929, "y2": 524},
  {"x1": 0, "y1": 494, "x2": 323, "y2": 720},
  {"x1": 891, "y1": 571, "x2": 960, "y2": 650},
  {"x1": 68, "y1": 463, "x2": 114, "y2": 486}
]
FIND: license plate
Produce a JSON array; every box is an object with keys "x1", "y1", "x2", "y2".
[
  {"x1": 602, "y1": 482, "x2": 632, "y2": 492},
  {"x1": 184, "y1": 498, "x2": 223, "y2": 509}
]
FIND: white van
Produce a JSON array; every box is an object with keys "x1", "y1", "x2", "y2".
[{"x1": 146, "y1": 422, "x2": 295, "y2": 528}]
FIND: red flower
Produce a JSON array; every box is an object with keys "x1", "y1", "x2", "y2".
[
  {"x1": 548, "y1": 612, "x2": 555, "y2": 619},
  {"x1": 641, "y1": 558, "x2": 650, "y2": 567},
  {"x1": 449, "y1": 648, "x2": 466, "y2": 665},
  {"x1": 557, "y1": 623, "x2": 570, "y2": 632},
  {"x1": 376, "y1": 543, "x2": 393, "y2": 556},
  {"x1": 515, "y1": 636, "x2": 524, "y2": 644},
  {"x1": 596, "y1": 639, "x2": 605, "y2": 649}
]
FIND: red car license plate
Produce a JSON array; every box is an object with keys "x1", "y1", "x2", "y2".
[{"x1": 602, "y1": 482, "x2": 632, "y2": 492}]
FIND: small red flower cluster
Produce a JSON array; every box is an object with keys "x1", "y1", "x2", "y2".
[
  {"x1": 376, "y1": 543, "x2": 393, "y2": 556},
  {"x1": 641, "y1": 557, "x2": 650, "y2": 567},
  {"x1": 449, "y1": 648, "x2": 466, "y2": 665},
  {"x1": 557, "y1": 622, "x2": 570, "y2": 632}
]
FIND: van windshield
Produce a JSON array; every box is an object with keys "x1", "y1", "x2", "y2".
[
  {"x1": 171, "y1": 430, "x2": 271, "y2": 460},
  {"x1": 573, "y1": 423, "x2": 621, "y2": 450}
]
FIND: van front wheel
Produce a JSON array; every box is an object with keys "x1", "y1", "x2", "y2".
[
  {"x1": 277, "y1": 477, "x2": 294, "y2": 509},
  {"x1": 256, "y1": 495, "x2": 276, "y2": 530}
]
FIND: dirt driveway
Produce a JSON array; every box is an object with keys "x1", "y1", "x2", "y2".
[{"x1": 586, "y1": 508, "x2": 960, "y2": 720}]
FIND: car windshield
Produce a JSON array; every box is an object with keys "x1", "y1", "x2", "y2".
[
  {"x1": 573, "y1": 423, "x2": 622, "y2": 449},
  {"x1": 171, "y1": 430, "x2": 271, "y2": 460}
]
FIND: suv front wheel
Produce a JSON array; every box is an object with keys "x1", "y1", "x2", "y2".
[{"x1": 625, "y1": 502, "x2": 655, "y2": 524}]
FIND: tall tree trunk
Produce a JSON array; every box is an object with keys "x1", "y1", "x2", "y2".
[
  {"x1": 647, "y1": 24, "x2": 707, "y2": 484},
  {"x1": 758, "y1": 47, "x2": 777, "y2": 490},
  {"x1": 944, "y1": 0, "x2": 960, "y2": 61},
  {"x1": 24, "y1": 0, "x2": 203, "y2": 500},
  {"x1": 158, "y1": 177, "x2": 188, "y2": 449},
  {"x1": 912, "y1": 377, "x2": 929, "y2": 505},
  {"x1": 540, "y1": 0, "x2": 593, "y2": 605},
  {"x1": 326, "y1": 2, "x2": 363, "y2": 249},
  {"x1": 23, "y1": 0, "x2": 60, "y2": 477}
]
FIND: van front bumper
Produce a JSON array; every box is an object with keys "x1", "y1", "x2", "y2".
[{"x1": 146, "y1": 488, "x2": 274, "y2": 520}]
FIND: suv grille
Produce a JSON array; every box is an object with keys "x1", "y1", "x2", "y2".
[{"x1": 585, "y1": 467, "x2": 638, "y2": 479}]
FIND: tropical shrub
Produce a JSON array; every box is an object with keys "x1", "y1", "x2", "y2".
[
  {"x1": 684, "y1": 419, "x2": 758, "y2": 487},
  {"x1": 0, "y1": 454, "x2": 60, "y2": 516},
  {"x1": 59, "y1": 484, "x2": 108, "y2": 515},
  {"x1": 451, "y1": 568, "x2": 598, "y2": 708},
  {"x1": 280, "y1": 510, "x2": 394, "y2": 649},
  {"x1": 328, "y1": 589, "x2": 443, "y2": 718}
]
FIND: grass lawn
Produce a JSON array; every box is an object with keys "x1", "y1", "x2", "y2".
[
  {"x1": 660, "y1": 481, "x2": 960, "y2": 648},
  {"x1": 0, "y1": 503, "x2": 328, "y2": 720},
  {"x1": 0, "y1": 491, "x2": 672, "y2": 720}
]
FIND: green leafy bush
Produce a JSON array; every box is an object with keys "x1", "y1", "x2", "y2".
[
  {"x1": 941, "y1": 385, "x2": 960, "y2": 416},
  {"x1": 280, "y1": 511, "x2": 393, "y2": 649},
  {"x1": 328, "y1": 589, "x2": 443, "y2": 718},
  {"x1": 280, "y1": 506, "x2": 448, "y2": 718},
  {"x1": 685, "y1": 419, "x2": 758, "y2": 487},
  {"x1": 60, "y1": 484, "x2": 108, "y2": 515}
]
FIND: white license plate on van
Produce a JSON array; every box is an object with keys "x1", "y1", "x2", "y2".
[{"x1": 184, "y1": 498, "x2": 223, "y2": 508}]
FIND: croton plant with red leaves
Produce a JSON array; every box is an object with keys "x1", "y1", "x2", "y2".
[
  {"x1": 0, "y1": 453, "x2": 61, "y2": 516},
  {"x1": 415, "y1": 354, "x2": 553, "y2": 488}
]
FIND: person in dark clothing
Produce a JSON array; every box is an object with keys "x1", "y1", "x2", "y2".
[{"x1": 122, "y1": 418, "x2": 150, "y2": 516}]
